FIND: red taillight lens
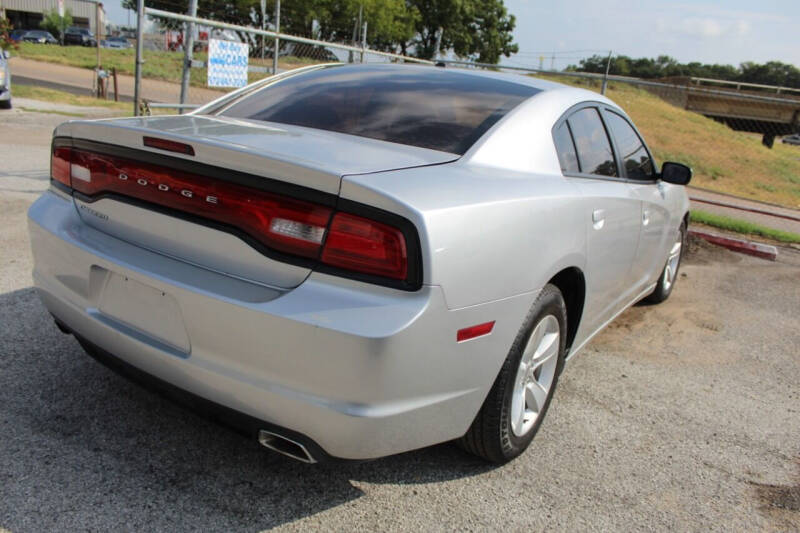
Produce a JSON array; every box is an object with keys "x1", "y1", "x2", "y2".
[
  {"x1": 321, "y1": 212, "x2": 408, "y2": 280},
  {"x1": 51, "y1": 146, "x2": 72, "y2": 187},
  {"x1": 64, "y1": 145, "x2": 418, "y2": 287},
  {"x1": 69, "y1": 150, "x2": 332, "y2": 259}
]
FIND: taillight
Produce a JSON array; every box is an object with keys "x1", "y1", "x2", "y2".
[
  {"x1": 321, "y1": 212, "x2": 408, "y2": 280},
  {"x1": 59, "y1": 143, "x2": 418, "y2": 288},
  {"x1": 51, "y1": 146, "x2": 72, "y2": 188},
  {"x1": 69, "y1": 149, "x2": 332, "y2": 259}
]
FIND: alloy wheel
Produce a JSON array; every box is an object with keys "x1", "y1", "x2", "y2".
[{"x1": 510, "y1": 315, "x2": 560, "y2": 437}]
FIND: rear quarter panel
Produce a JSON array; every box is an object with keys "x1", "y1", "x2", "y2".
[{"x1": 341, "y1": 164, "x2": 587, "y2": 310}]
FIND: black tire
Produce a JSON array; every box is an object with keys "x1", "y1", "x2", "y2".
[
  {"x1": 457, "y1": 284, "x2": 567, "y2": 463},
  {"x1": 0, "y1": 99, "x2": 11, "y2": 110},
  {"x1": 644, "y1": 221, "x2": 686, "y2": 304}
]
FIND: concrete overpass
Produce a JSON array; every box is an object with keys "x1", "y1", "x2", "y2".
[{"x1": 659, "y1": 77, "x2": 800, "y2": 148}]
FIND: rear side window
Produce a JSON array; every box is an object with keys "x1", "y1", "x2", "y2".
[
  {"x1": 604, "y1": 111, "x2": 655, "y2": 180},
  {"x1": 217, "y1": 64, "x2": 539, "y2": 155},
  {"x1": 553, "y1": 122, "x2": 580, "y2": 173},
  {"x1": 567, "y1": 108, "x2": 617, "y2": 177}
]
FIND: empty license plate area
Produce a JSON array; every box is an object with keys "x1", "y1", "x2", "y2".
[{"x1": 93, "y1": 267, "x2": 191, "y2": 355}]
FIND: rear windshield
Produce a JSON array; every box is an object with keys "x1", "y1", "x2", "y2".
[{"x1": 216, "y1": 64, "x2": 539, "y2": 154}]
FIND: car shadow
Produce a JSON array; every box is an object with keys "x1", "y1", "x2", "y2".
[{"x1": 0, "y1": 287, "x2": 494, "y2": 531}]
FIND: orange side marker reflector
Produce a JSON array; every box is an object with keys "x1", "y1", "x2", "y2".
[{"x1": 457, "y1": 321, "x2": 495, "y2": 342}]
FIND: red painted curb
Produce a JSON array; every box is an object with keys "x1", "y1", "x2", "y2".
[{"x1": 689, "y1": 229, "x2": 778, "y2": 261}]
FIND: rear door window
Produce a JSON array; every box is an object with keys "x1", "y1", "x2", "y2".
[
  {"x1": 567, "y1": 108, "x2": 617, "y2": 177},
  {"x1": 553, "y1": 122, "x2": 580, "y2": 173},
  {"x1": 604, "y1": 111, "x2": 655, "y2": 180}
]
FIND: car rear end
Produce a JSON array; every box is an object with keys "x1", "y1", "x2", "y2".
[
  {"x1": 28, "y1": 109, "x2": 531, "y2": 460},
  {"x1": 0, "y1": 54, "x2": 10, "y2": 107},
  {"x1": 29, "y1": 64, "x2": 556, "y2": 460}
]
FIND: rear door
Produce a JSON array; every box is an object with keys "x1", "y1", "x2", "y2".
[
  {"x1": 554, "y1": 106, "x2": 642, "y2": 332},
  {"x1": 602, "y1": 109, "x2": 671, "y2": 290}
]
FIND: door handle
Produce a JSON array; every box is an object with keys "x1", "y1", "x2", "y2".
[
  {"x1": 592, "y1": 209, "x2": 605, "y2": 230},
  {"x1": 642, "y1": 209, "x2": 650, "y2": 226}
]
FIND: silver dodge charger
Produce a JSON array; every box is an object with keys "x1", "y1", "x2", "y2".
[{"x1": 28, "y1": 64, "x2": 692, "y2": 463}]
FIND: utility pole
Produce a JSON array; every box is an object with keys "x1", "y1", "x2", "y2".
[
  {"x1": 260, "y1": 0, "x2": 266, "y2": 59},
  {"x1": 550, "y1": 52, "x2": 555, "y2": 70},
  {"x1": 601, "y1": 50, "x2": 612, "y2": 95},
  {"x1": 58, "y1": 0, "x2": 65, "y2": 46},
  {"x1": 361, "y1": 21, "x2": 367, "y2": 63},
  {"x1": 538, "y1": 55, "x2": 544, "y2": 70},
  {"x1": 95, "y1": 2, "x2": 102, "y2": 96},
  {"x1": 349, "y1": 18, "x2": 358, "y2": 63},
  {"x1": 272, "y1": 0, "x2": 280, "y2": 75},
  {"x1": 133, "y1": 0, "x2": 144, "y2": 116},
  {"x1": 179, "y1": 0, "x2": 197, "y2": 113},
  {"x1": 433, "y1": 27, "x2": 442, "y2": 59}
]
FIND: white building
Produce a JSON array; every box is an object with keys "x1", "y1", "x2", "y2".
[{"x1": 1, "y1": 0, "x2": 105, "y2": 33}]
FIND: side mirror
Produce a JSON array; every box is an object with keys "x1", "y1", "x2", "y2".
[
  {"x1": 660, "y1": 161, "x2": 692, "y2": 185},
  {"x1": 2, "y1": 50, "x2": 10, "y2": 59}
]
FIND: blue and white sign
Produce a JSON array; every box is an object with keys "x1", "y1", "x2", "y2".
[{"x1": 207, "y1": 39, "x2": 249, "y2": 88}]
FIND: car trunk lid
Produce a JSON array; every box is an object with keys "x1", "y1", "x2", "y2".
[{"x1": 56, "y1": 115, "x2": 455, "y2": 290}]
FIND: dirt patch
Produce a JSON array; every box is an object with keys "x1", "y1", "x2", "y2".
[
  {"x1": 755, "y1": 482, "x2": 800, "y2": 512},
  {"x1": 590, "y1": 237, "x2": 746, "y2": 365},
  {"x1": 752, "y1": 462, "x2": 800, "y2": 529},
  {"x1": 684, "y1": 232, "x2": 742, "y2": 265}
]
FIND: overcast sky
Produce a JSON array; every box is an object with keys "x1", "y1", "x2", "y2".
[{"x1": 103, "y1": 0, "x2": 799, "y2": 69}]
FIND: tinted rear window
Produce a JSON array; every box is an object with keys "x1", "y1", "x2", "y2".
[
  {"x1": 217, "y1": 65, "x2": 539, "y2": 154},
  {"x1": 567, "y1": 108, "x2": 617, "y2": 177}
]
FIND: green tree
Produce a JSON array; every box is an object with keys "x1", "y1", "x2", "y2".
[
  {"x1": 567, "y1": 54, "x2": 800, "y2": 89},
  {"x1": 124, "y1": 0, "x2": 516, "y2": 63},
  {"x1": 1, "y1": 17, "x2": 19, "y2": 51},
  {"x1": 40, "y1": 8, "x2": 73, "y2": 41},
  {"x1": 409, "y1": 0, "x2": 517, "y2": 62}
]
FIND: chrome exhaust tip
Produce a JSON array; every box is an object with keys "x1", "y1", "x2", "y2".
[{"x1": 258, "y1": 430, "x2": 317, "y2": 464}]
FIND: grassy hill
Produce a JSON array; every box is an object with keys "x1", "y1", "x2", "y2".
[
  {"x1": 14, "y1": 42, "x2": 315, "y2": 87},
  {"x1": 543, "y1": 76, "x2": 800, "y2": 209}
]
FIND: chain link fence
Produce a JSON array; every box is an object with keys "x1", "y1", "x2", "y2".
[
  {"x1": 131, "y1": 6, "x2": 430, "y2": 115},
  {"x1": 129, "y1": 6, "x2": 799, "y2": 149}
]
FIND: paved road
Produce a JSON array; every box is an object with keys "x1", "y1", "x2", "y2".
[
  {"x1": 8, "y1": 57, "x2": 225, "y2": 105},
  {"x1": 689, "y1": 187, "x2": 800, "y2": 235},
  {"x1": 1, "y1": 107, "x2": 799, "y2": 531}
]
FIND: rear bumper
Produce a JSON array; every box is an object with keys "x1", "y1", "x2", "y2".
[{"x1": 28, "y1": 190, "x2": 538, "y2": 459}]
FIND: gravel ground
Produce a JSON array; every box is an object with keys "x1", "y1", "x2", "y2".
[{"x1": 1, "y1": 108, "x2": 799, "y2": 532}]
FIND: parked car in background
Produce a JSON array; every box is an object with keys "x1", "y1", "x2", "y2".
[
  {"x1": 28, "y1": 64, "x2": 692, "y2": 464},
  {"x1": 101, "y1": 36, "x2": 131, "y2": 49},
  {"x1": 0, "y1": 50, "x2": 11, "y2": 109},
  {"x1": 782, "y1": 134, "x2": 800, "y2": 146},
  {"x1": 9, "y1": 29, "x2": 30, "y2": 43},
  {"x1": 64, "y1": 27, "x2": 96, "y2": 47},
  {"x1": 21, "y1": 30, "x2": 58, "y2": 44}
]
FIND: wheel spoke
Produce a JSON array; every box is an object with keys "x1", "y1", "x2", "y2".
[
  {"x1": 532, "y1": 332, "x2": 558, "y2": 369},
  {"x1": 522, "y1": 321, "x2": 545, "y2": 365},
  {"x1": 533, "y1": 335, "x2": 559, "y2": 370},
  {"x1": 525, "y1": 380, "x2": 548, "y2": 413},
  {"x1": 510, "y1": 388, "x2": 525, "y2": 433}
]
